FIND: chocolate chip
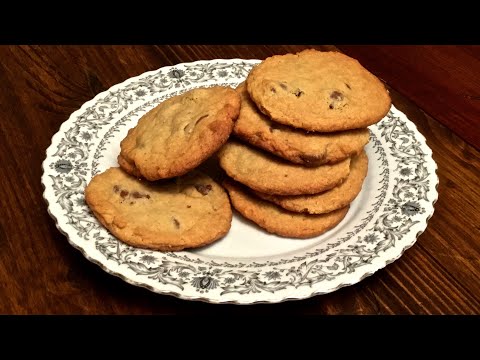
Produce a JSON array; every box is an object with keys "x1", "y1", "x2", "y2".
[
  {"x1": 270, "y1": 87, "x2": 276, "y2": 93},
  {"x1": 120, "y1": 190, "x2": 129, "y2": 198},
  {"x1": 132, "y1": 191, "x2": 142, "y2": 198},
  {"x1": 113, "y1": 185, "x2": 120, "y2": 193},
  {"x1": 345, "y1": 83, "x2": 351, "y2": 90},
  {"x1": 294, "y1": 89, "x2": 304, "y2": 97},
  {"x1": 329, "y1": 103, "x2": 334, "y2": 109},
  {"x1": 279, "y1": 83, "x2": 288, "y2": 90},
  {"x1": 187, "y1": 205, "x2": 191, "y2": 208},
  {"x1": 330, "y1": 91, "x2": 343, "y2": 101},
  {"x1": 172, "y1": 217, "x2": 180, "y2": 229},
  {"x1": 131, "y1": 191, "x2": 150, "y2": 199},
  {"x1": 195, "y1": 184, "x2": 212, "y2": 195},
  {"x1": 130, "y1": 201, "x2": 134, "y2": 205},
  {"x1": 195, "y1": 114, "x2": 209, "y2": 126}
]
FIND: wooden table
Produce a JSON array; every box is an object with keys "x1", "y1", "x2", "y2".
[{"x1": 1, "y1": 45, "x2": 479, "y2": 314}]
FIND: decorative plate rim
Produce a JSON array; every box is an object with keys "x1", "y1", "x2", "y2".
[{"x1": 41, "y1": 58, "x2": 439, "y2": 304}]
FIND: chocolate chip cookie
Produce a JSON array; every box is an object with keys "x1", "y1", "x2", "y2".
[
  {"x1": 255, "y1": 150, "x2": 368, "y2": 214},
  {"x1": 218, "y1": 140, "x2": 350, "y2": 195},
  {"x1": 85, "y1": 167, "x2": 232, "y2": 251},
  {"x1": 118, "y1": 86, "x2": 240, "y2": 181},
  {"x1": 246, "y1": 49, "x2": 391, "y2": 132}
]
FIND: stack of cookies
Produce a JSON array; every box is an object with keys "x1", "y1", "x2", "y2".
[
  {"x1": 219, "y1": 49, "x2": 391, "y2": 238},
  {"x1": 85, "y1": 86, "x2": 241, "y2": 251},
  {"x1": 84, "y1": 49, "x2": 391, "y2": 251}
]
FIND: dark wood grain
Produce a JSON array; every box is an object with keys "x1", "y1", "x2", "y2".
[
  {"x1": 1, "y1": 45, "x2": 479, "y2": 314},
  {"x1": 337, "y1": 45, "x2": 480, "y2": 149}
]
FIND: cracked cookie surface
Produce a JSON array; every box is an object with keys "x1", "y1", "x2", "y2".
[
  {"x1": 118, "y1": 86, "x2": 240, "y2": 181},
  {"x1": 234, "y1": 82, "x2": 370, "y2": 165},
  {"x1": 85, "y1": 167, "x2": 232, "y2": 251},
  {"x1": 246, "y1": 49, "x2": 391, "y2": 132}
]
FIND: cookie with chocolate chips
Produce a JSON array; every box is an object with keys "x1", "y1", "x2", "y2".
[
  {"x1": 218, "y1": 140, "x2": 350, "y2": 195},
  {"x1": 118, "y1": 86, "x2": 240, "y2": 181},
  {"x1": 246, "y1": 49, "x2": 391, "y2": 132},
  {"x1": 234, "y1": 82, "x2": 370, "y2": 166},
  {"x1": 223, "y1": 178, "x2": 349, "y2": 239},
  {"x1": 254, "y1": 150, "x2": 368, "y2": 214},
  {"x1": 85, "y1": 167, "x2": 232, "y2": 251}
]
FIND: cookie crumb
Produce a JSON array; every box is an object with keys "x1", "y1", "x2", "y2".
[{"x1": 269, "y1": 123, "x2": 281, "y2": 133}]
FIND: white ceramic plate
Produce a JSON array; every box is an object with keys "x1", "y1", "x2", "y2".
[{"x1": 42, "y1": 59, "x2": 438, "y2": 304}]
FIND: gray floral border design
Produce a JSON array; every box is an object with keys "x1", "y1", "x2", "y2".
[{"x1": 42, "y1": 59, "x2": 438, "y2": 303}]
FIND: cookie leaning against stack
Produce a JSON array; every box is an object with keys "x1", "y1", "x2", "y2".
[
  {"x1": 85, "y1": 86, "x2": 241, "y2": 251},
  {"x1": 118, "y1": 86, "x2": 240, "y2": 181},
  {"x1": 219, "y1": 49, "x2": 390, "y2": 238}
]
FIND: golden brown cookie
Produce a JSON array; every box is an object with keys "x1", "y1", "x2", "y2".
[
  {"x1": 85, "y1": 167, "x2": 232, "y2": 251},
  {"x1": 234, "y1": 82, "x2": 370, "y2": 166},
  {"x1": 218, "y1": 140, "x2": 350, "y2": 195},
  {"x1": 247, "y1": 49, "x2": 391, "y2": 132},
  {"x1": 118, "y1": 86, "x2": 240, "y2": 181},
  {"x1": 223, "y1": 179, "x2": 349, "y2": 239},
  {"x1": 255, "y1": 150, "x2": 368, "y2": 214}
]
